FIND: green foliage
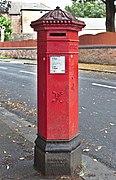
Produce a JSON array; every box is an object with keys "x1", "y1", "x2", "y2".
[
  {"x1": 0, "y1": 0, "x2": 11, "y2": 13},
  {"x1": 0, "y1": 55, "x2": 11, "y2": 59},
  {"x1": 0, "y1": 16, "x2": 12, "y2": 41},
  {"x1": 65, "y1": 1, "x2": 106, "y2": 18}
]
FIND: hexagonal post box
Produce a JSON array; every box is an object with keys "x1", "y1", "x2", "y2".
[{"x1": 31, "y1": 7, "x2": 85, "y2": 176}]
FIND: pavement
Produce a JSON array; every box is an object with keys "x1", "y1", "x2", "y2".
[
  {"x1": 79, "y1": 63, "x2": 116, "y2": 74},
  {"x1": 0, "y1": 58, "x2": 116, "y2": 74},
  {"x1": 0, "y1": 58, "x2": 37, "y2": 65},
  {"x1": 0, "y1": 58, "x2": 116, "y2": 180},
  {"x1": 0, "y1": 107, "x2": 116, "y2": 180}
]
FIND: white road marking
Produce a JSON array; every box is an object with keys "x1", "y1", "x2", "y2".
[
  {"x1": 92, "y1": 83, "x2": 116, "y2": 90},
  {"x1": 19, "y1": 70, "x2": 36, "y2": 75},
  {"x1": 0, "y1": 67, "x2": 7, "y2": 70}
]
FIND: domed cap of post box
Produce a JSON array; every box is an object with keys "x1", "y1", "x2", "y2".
[{"x1": 31, "y1": 6, "x2": 86, "y2": 30}]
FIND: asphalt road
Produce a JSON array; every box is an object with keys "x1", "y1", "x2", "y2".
[
  {"x1": 0, "y1": 62, "x2": 37, "y2": 122},
  {"x1": 0, "y1": 62, "x2": 116, "y2": 171},
  {"x1": 79, "y1": 71, "x2": 116, "y2": 170}
]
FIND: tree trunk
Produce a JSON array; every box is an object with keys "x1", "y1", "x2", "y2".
[{"x1": 106, "y1": 0, "x2": 115, "y2": 32}]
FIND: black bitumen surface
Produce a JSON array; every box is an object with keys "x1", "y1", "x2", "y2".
[
  {"x1": 79, "y1": 71, "x2": 116, "y2": 170},
  {"x1": 0, "y1": 120, "x2": 41, "y2": 180},
  {"x1": 0, "y1": 118, "x2": 82, "y2": 180},
  {"x1": 0, "y1": 63, "x2": 37, "y2": 123},
  {"x1": 0, "y1": 62, "x2": 116, "y2": 172}
]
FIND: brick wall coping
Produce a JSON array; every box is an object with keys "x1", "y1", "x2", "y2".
[
  {"x1": 79, "y1": 45, "x2": 116, "y2": 49},
  {"x1": 0, "y1": 47, "x2": 37, "y2": 50},
  {"x1": 0, "y1": 45, "x2": 116, "y2": 50}
]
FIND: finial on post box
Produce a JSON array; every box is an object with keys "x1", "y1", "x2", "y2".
[
  {"x1": 56, "y1": 6, "x2": 60, "y2": 9},
  {"x1": 30, "y1": 6, "x2": 86, "y2": 31}
]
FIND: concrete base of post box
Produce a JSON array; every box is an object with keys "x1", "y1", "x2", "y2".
[{"x1": 34, "y1": 134, "x2": 82, "y2": 176}]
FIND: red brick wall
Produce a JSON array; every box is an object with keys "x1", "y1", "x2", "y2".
[
  {"x1": 79, "y1": 32, "x2": 116, "y2": 46},
  {"x1": 0, "y1": 40, "x2": 37, "y2": 47},
  {"x1": 0, "y1": 32, "x2": 115, "y2": 47},
  {"x1": 0, "y1": 33, "x2": 116, "y2": 65}
]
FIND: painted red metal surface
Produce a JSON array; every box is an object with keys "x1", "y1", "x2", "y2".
[{"x1": 31, "y1": 7, "x2": 85, "y2": 140}]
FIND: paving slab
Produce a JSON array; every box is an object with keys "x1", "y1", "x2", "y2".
[
  {"x1": 79, "y1": 63, "x2": 116, "y2": 74},
  {"x1": 0, "y1": 107, "x2": 116, "y2": 180}
]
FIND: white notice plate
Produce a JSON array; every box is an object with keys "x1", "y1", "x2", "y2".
[{"x1": 50, "y1": 56, "x2": 65, "y2": 74}]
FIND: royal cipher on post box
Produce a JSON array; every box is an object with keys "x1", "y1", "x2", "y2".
[{"x1": 31, "y1": 7, "x2": 85, "y2": 176}]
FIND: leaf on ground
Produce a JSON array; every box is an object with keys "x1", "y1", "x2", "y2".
[
  {"x1": 81, "y1": 162, "x2": 86, "y2": 168},
  {"x1": 82, "y1": 107, "x2": 86, "y2": 110},
  {"x1": 79, "y1": 170, "x2": 85, "y2": 177},
  {"x1": 93, "y1": 112, "x2": 98, "y2": 115},
  {"x1": 28, "y1": 124, "x2": 36, "y2": 128},
  {"x1": 11, "y1": 121, "x2": 16, "y2": 124},
  {"x1": 100, "y1": 128, "x2": 107, "y2": 132},
  {"x1": 86, "y1": 172, "x2": 95, "y2": 177},
  {"x1": 19, "y1": 157, "x2": 25, "y2": 160},
  {"x1": 95, "y1": 146, "x2": 102, "y2": 151},
  {"x1": 110, "y1": 123, "x2": 115, "y2": 126},
  {"x1": 95, "y1": 149, "x2": 98, "y2": 151},
  {"x1": 6, "y1": 165, "x2": 9, "y2": 170},
  {"x1": 60, "y1": 176, "x2": 69, "y2": 179},
  {"x1": 98, "y1": 146, "x2": 102, "y2": 150},
  {"x1": 26, "y1": 109, "x2": 36, "y2": 116},
  {"x1": 83, "y1": 148, "x2": 90, "y2": 152},
  {"x1": 93, "y1": 159, "x2": 97, "y2": 162}
]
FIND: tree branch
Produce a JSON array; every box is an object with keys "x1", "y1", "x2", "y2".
[{"x1": 101, "y1": 0, "x2": 106, "y2": 4}]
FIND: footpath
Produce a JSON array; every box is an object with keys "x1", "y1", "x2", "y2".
[
  {"x1": 0, "y1": 58, "x2": 116, "y2": 179},
  {"x1": 79, "y1": 63, "x2": 116, "y2": 74},
  {"x1": 0, "y1": 58, "x2": 116, "y2": 74},
  {"x1": 0, "y1": 107, "x2": 116, "y2": 180}
]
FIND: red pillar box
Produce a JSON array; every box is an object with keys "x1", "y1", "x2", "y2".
[{"x1": 31, "y1": 7, "x2": 85, "y2": 176}]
